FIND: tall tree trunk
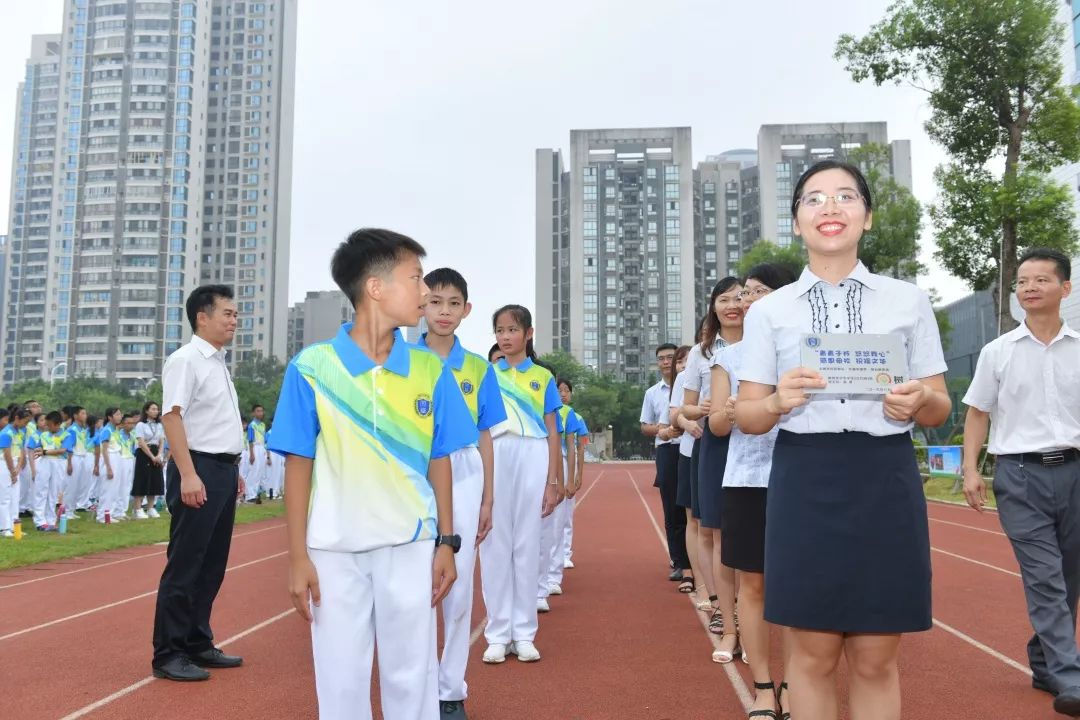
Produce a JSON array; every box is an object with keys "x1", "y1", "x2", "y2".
[{"x1": 998, "y1": 123, "x2": 1023, "y2": 334}]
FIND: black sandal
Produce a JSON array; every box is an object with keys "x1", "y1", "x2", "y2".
[
  {"x1": 677, "y1": 576, "x2": 695, "y2": 594},
  {"x1": 709, "y1": 608, "x2": 724, "y2": 634},
  {"x1": 777, "y1": 681, "x2": 791, "y2": 720},
  {"x1": 749, "y1": 681, "x2": 778, "y2": 719}
]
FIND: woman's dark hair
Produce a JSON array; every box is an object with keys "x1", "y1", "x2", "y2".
[
  {"x1": 492, "y1": 305, "x2": 538, "y2": 362},
  {"x1": 140, "y1": 401, "x2": 160, "y2": 424},
  {"x1": 488, "y1": 343, "x2": 502, "y2": 363},
  {"x1": 104, "y1": 406, "x2": 121, "y2": 424},
  {"x1": 557, "y1": 377, "x2": 574, "y2": 393},
  {"x1": 700, "y1": 276, "x2": 741, "y2": 360},
  {"x1": 32, "y1": 413, "x2": 45, "y2": 424},
  {"x1": 668, "y1": 345, "x2": 693, "y2": 402},
  {"x1": 743, "y1": 263, "x2": 798, "y2": 292},
  {"x1": 86, "y1": 414, "x2": 98, "y2": 430},
  {"x1": 11, "y1": 408, "x2": 30, "y2": 421},
  {"x1": 791, "y1": 160, "x2": 873, "y2": 217}
]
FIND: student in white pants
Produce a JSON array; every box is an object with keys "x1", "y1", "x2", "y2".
[
  {"x1": 538, "y1": 407, "x2": 577, "y2": 609},
  {"x1": 246, "y1": 408, "x2": 269, "y2": 500},
  {"x1": 33, "y1": 414, "x2": 68, "y2": 530},
  {"x1": 0, "y1": 410, "x2": 30, "y2": 535},
  {"x1": 67, "y1": 409, "x2": 94, "y2": 513},
  {"x1": 559, "y1": 405, "x2": 589, "y2": 573},
  {"x1": 113, "y1": 414, "x2": 137, "y2": 519},
  {"x1": 480, "y1": 305, "x2": 563, "y2": 665},
  {"x1": 95, "y1": 409, "x2": 124, "y2": 523},
  {"x1": 21, "y1": 415, "x2": 44, "y2": 513}
]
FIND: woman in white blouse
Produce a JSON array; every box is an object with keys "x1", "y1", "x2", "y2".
[
  {"x1": 132, "y1": 401, "x2": 166, "y2": 519},
  {"x1": 734, "y1": 161, "x2": 951, "y2": 720},
  {"x1": 708, "y1": 262, "x2": 796, "y2": 717}
]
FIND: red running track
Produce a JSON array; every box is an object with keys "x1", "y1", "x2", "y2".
[{"x1": 0, "y1": 464, "x2": 1070, "y2": 719}]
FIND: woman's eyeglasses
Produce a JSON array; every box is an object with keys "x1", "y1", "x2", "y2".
[
  {"x1": 735, "y1": 287, "x2": 770, "y2": 301},
  {"x1": 797, "y1": 191, "x2": 862, "y2": 208}
]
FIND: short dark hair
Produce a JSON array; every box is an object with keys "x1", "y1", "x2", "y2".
[
  {"x1": 743, "y1": 263, "x2": 798, "y2": 291},
  {"x1": 791, "y1": 160, "x2": 873, "y2": 217},
  {"x1": 557, "y1": 377, "x2": 574, "y2": 392},
  {"x1": 11, "y1": 408, "x2": 30, "y2": 421},
  {"x1": 104, "y1": 407, "x2": 122, "y2": 423},
  {"x1": 186, "y1": 284, "x2": 235, "y2": 332},
  {"x1": 488, "y1": 343, "x2": 502, "y2": 362},
  {"x1": 23, "y1": 399, "x2": 37, "y2": 406},
  {"x1": 0, "y1": 408, "x2": 9, "y2": 421},
  {"x1": 331, "y1": 228, "x2": 427, "y2": 307},
  {"x1": 1018, "y1": 247, "x2": 1071, "y2": 281},
  {"x1": 424, "y1": 268, "x2": 469, "y2": 302},
  {"x1": 122, "y1": 412, "x2": 138, "y2": 421},
  {"x1": 252, "y1": 403, "x2": 264, "y2": 411},
  {"x1": 70, "y1": 405, "x2": 84, "y2": 416},
  {"x1": 61, "y1": 405, "x2": 75, "y2": 418},
  {"x1": 45, "y1": 411, "x2": 63, "y2": 425},
  {"x1": 655, "y1": 343, "x2": 677, "y2": 356}
]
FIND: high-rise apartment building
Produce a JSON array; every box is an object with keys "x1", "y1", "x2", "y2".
[
  {"x1": 285, "y1": 289, "x2": 352, "y2": 358},
  {"x1": 1, "y1": 0, "x2": 295, "y2": 390},
  {"x1": 694, "y1": 156, "x2": 750, "y2": 297},
  {"x1": 755, "y1": 123, "x2": 912, "y2": 248},
  {"x1": 3, "y1": 34, "x2": 62, "y2": 386},
  {"x1": 536, "y1": 128, "x2": 699, "y2": 384}
]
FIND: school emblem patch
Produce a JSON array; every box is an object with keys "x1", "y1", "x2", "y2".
[
  {"x1": 530, "y1": 380, "x2": 541, "y2": 391},
  {"x1": 415, "y1": 394, "x2": 433, "y2": 417},
  {"x1": 461, "y1": 380, "x2": 474, "y2": 395},
  {"x1": 805, "y1": 336, "x2": 821, "y2": 348}
]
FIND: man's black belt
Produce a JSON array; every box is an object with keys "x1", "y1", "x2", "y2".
[
  {"x1": 1000, "y1": 449, "x2": 1079, "y2": 467},
  {"x1": 190, "y1": 450, "x2": 242, "y2": 466}
]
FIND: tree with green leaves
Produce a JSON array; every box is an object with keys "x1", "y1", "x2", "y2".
[
  {"x1": 836, "y1": 0, "x2": 1080, "y2": 332},
  {"x1": 845, "y1": 143, "x2": 923, "y2": 279},
  {"x1": 736, "y1": 240, "x2": 806, "y2": 277}
]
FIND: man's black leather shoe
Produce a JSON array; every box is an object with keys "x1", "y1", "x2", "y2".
[
  {"x1": 190, "y1": 647, "x2": 243, "y2": 669},
  {"x1": 152, "y1": 656, "x2": 210, "y2": 682},
  {"x1": 1053, "y1": 685, "x2": 1080, "y2": 715}
]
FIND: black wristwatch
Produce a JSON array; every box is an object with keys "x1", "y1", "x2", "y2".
[{"x1": 435, "y1": 534, "x2": 462, "y2": 553}]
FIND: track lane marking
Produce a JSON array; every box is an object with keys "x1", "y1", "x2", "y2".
[
  {"x1": 625, "y1": 468, "x2": 753, "y2": 712},
  {"x1": 1, "y1": 551, "x2": 288, "y2": 642},
  {"x1": 0, "y1": 522, "x2": 286, "y2": 591},
  {"x1": 931, "y1": 547, "x2": 1020, "y2": 578},
  {"x1": 929, "y1": 517, "x2": 1006, "y2": 538}
]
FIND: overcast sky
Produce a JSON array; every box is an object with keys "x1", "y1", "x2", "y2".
[{"x1": 0, "y1": 0, "x2": 975, "y2": 354}]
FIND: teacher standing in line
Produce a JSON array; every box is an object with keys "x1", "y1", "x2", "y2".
[{"x1": 152, "y1": 285, "x2": 246, "y2": 681}]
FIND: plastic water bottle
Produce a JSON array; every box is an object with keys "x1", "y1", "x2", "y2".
[
  {"x1": 13, "y1": 519, "x2": 22, "y2": 540},
  {"x1": 58, "y1": 514, "x2": 68, "y2": 534},
  {"x1": 155, "y1": 497, "x2": 164, "y2": 512},
  {"x1": 104, "y1": 509, "x2": 111, "y2": 525}
]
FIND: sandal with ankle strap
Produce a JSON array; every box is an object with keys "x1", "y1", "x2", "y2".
[
  {"x1": 748, "y1": 681, "x2": 778, "y2": 719},
  {"x1": 711, "y1": 632, "x2": 740, "y2": 664},
  {"x1": 709, "y1": 608, "x2": 724, "y2": 634},
  {"x1": 777, "y1": 681, "x2": 791, "y2": 720},
  {"x1": 677, "y1": 576, "x2": 695, "y2": 594}
]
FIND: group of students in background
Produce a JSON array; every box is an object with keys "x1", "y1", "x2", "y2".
[
  {"x1": 240, "y1": 403, "x2": 285, "y2": 504},
  {"x1": 0, "y1": 400, "x2": 168, "y2": 534},
  {"x1": 640, "y1": 159, "x2": 956, "y2": 720},
  {"x1": 267, "y1": 230, "x2": 589, "y2": 720}
]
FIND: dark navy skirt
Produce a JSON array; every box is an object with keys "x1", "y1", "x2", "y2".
[
  {"x1": 689, "y1": 435, "x2": 703, "y2": 519},
  {"x1": 676, "y1": 445, "x2": 695, "y2": 509},
  {"x1": 764, "y1": 430, "x2": 932, "y2": 634},
  {"x1": 698, "y1": 424, "x2": 730, "y2": 530}
]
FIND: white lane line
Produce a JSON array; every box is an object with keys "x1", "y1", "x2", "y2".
[
  {"x1": 0, "y1": 551, "x2": 288, "y2": 643},
  {"x1": 0, "y1": 522, "x2": 286, "y2": 591},
  {"x1": 931, "y1": 547, "x2": 1021, "y2": 578},
  {"x1": 469, "y1": 618, "x2": 487, "y2": 646},
  {"x1": 929, "y1": 517, "x2": 1006, "y2": 538},
  {"x1": 626, "y1": 470, "x2": 753, "y2": 712},
  {"x1": 574, "y1": 470, "x2": 605, "y2": 508},
  {"x1": 931, "y1": 618, "x2": 1032, "y2": 677},
  {"x1": 58, "y1": 608, "x2": 295, "y2": 720}
]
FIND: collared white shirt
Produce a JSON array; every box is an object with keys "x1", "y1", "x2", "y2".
[
  {"x1": 134, "y1": 420, "x2": 165, "y2": 446},
  {"x1": 684, "y1": 338, "x2": 725, "y2": 403},
  {"x1": 640, "y1": 379, "x2": 678, "y2": 446},
  {"x1": 714, "y1": 343, "x2": 777, "y2": 488},
  {"x1": 740, "y1": 262, "x2": 947, "y2": 437},
  {"x1": 669, "y1": 371, "x2": 695, "y2": 457},
  {"x1": 963, "y1": 320, "x2": 1080, "y2": 455},
  {"x1": 162, "y1": 334, "x2": 244, "y2": 454}
]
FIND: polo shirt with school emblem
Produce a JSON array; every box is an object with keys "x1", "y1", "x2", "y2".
[
  {"x1": 489, "y1": 357, "x2": 561, "y2": 439},
  {"x1": 268, "y1": 323, "x2": 478, "y2": 553}
]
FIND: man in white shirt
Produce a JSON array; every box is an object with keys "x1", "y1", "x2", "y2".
[
  {"x1": 152, "y1": 285, "x2": 246, "y2": 682},
  {"x1": 639, "y1": 343, "x2": 687, "y2": 579},
  {"x1": 962, "y1": 248, "x2": 1080, "y2": 716}
]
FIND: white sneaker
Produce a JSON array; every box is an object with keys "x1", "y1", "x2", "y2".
[
  {"x1": 1, "y1": 530, "x2": 13, "y2": 538},
  {"x1": 563, "y1": 558, "x2": 575, "y2": 569},
  {"x1": 147, "y1": 507, "x2": 160, "y2": 519},
  {"x1": 482, "y1": 643, "x2": 507, "y2": 664},
  {"x1": 65, "y1": 513, "x2": 78, "y2": 520},
  {"x1": 548, "y1": 583, "x2": 562, "y2": 596},
  {"x1": 508, "y1": 641, "x2": 541, "y2": 662},
  {"x1": 536, "y1": 598, "x2": 550, "y2": 613},
  {"x1": 134, "y1": 508, "x2": 148, "y2": 520}
]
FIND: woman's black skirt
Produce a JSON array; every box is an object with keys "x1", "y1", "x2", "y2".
[
  {"x1": 131, "y1": 443, "x2": 164, "y2": 496},
  {"x1": 676, "y1": 447, "x2": 694, "y2": 509},
  {"x1": 698, "y1": 423, "x2": 730, "y2": 530},
  {"x1": 764, "y1": 430, "x2": 931, "y2": 634},
  {"x1": 720, "y1": 487, "x2": 767, "y2": 572}
]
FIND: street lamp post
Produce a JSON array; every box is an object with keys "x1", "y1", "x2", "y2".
[{"x1": 36, "y1": 360, "x2": 68, "y2": 387}]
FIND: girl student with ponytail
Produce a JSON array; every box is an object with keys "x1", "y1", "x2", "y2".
[{"x1": 479, "y1": 304, "x2": 563, "y2": 665}]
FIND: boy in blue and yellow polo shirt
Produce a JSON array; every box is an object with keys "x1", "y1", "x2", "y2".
[
  {"x1": 0, "y1": 409, "x2": 30, "y2": 536},
  {"x1": 245, "y1": 405, "x2": 269, "y2": 501},
  {"x1": 419, "y1": 267, "x2": 507, "y2": 719},
  {"x1": 269, "y1": 229, "x2": 476, "y2": 720}
]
